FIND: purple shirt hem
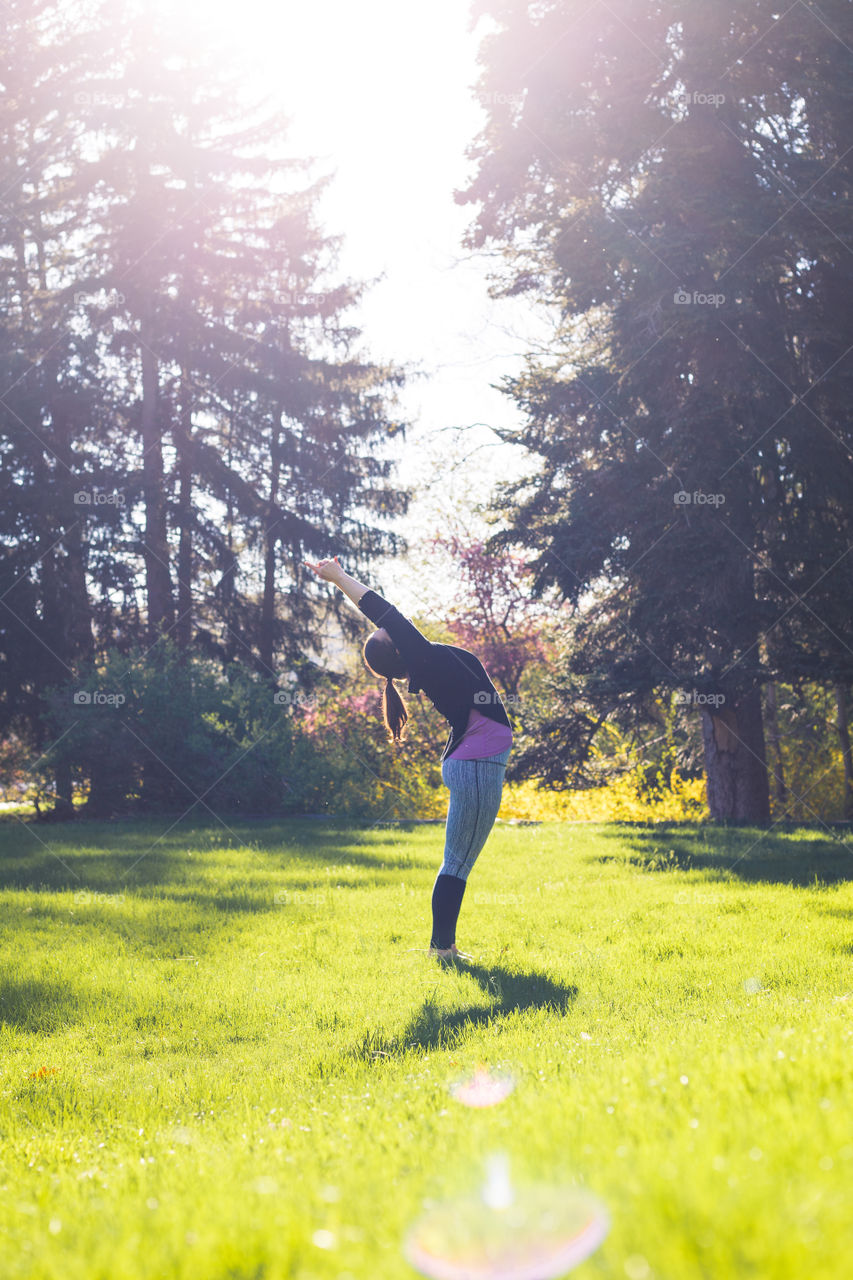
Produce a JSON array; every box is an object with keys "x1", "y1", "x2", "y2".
[{"x1": 445, "y1": 708, "x2": 513, "y2": 760}]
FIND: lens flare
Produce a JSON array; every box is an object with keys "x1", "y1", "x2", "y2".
[
  {"x1": 449, "y1": 1065, "x2": 516, "y2": 1108},
  {"x1": 404, "y1": 1154, "x2": 609, "y2": 1280}
]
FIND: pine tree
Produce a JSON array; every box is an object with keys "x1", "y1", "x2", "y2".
[
  {"x1": 1, "y1": 0, "x2": 409, "y2": 815},
  {"x1": 460, "y1": 0, "x2": 853, "y2": 821},
  {"x1": 80, "y1": 0, "x2": 409, "y2": 669},
  {"x1": 0, "y1": 0, "x2": 109, "y2": 814}
]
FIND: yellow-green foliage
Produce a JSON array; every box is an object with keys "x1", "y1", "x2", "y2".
[
  {"x1": 767, "y1": 684, "x2": 849, "y2": 823},
  {"x1": 300, "y1": 687, "x2": 712, "y2": 823},
  {"x1": 301, "y1": 688, "x2": 446, "y2": 820},
  {"x1": 770, "y1": 736, "x2": 846, "y2": 823},
  {"x1": 501, "y1": 768, "x2": 709, "y2": 823}
]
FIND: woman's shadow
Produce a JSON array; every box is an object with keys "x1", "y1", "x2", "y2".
[{"x1": 353, "y1": 962, "x2": 578, "y2": 1060}]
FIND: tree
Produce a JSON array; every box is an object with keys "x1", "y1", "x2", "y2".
[
  {"x1": 0, "y1": 0, "x2": 107, "y2": 816},
  {"x1": 459, "y1": 0, "x2": 853, "y2": 821},
  {"x1": 0, "y1": 0, "x2": 409, "y2": 816},
  {"x1": 81, "y1": 1, "x2": 409, "y2": 667}
]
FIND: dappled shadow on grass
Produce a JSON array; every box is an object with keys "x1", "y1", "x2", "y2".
[
  {"x1": 0, "y1": 976, "x2": 87, "y2": 1033},
  {"x1": 350, "y1": 964, "x2": 578, "y2": 1062},
  {"x1": 0, "y1": 815, "x2": 438, "y2": 898},
  {"x1": 810, "y1": 903, "x2": 853, "y2": 919},
  {"x1": 597, "y1": 824, "x2": 853, "y2": 887},
  {"x1": 0, "y1": 816, "x2": 445, "y2": 967},
  {"x1": 206, "y1": 891, "x2": 280, "y2": 914}
]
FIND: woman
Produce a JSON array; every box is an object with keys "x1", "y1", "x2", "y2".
[{"x1": 304, "y1": 555, "x2": 513, "y2": 963}]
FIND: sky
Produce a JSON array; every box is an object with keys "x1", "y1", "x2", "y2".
[{"x1": 196, "y1": 0, "x2": 549, "y2": 615}]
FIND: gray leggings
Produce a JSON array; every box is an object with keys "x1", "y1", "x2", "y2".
[{"x1": 438, "y1": 746, "x2": 511, "y2": 881}]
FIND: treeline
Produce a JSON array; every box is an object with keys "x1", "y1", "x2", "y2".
[
  {"x1": 0, "y1": 0, "x2": 408, "y2": 814},
  {"x1": 4, "y1": 0, "x2": 853, "y2": 827},
  {"x1": 461, "y1": 0, "x2": 853, "y2": 822}
]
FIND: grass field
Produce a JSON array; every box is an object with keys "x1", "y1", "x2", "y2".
[{"x1": 1, "y1": 815, "x2": 852, "y2": 1279}]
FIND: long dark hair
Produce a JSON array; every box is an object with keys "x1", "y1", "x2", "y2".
[{"x1": 363, "y1": 631, "x2": 409, "y2": 743}]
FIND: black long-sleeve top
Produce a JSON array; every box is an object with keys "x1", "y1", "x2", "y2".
[{"x1": 357, "y1": 589, "x2": 511, "y2": 762}]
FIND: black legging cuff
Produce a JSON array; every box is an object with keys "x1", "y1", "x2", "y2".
[{"x1": 430, "y1": 872, "x2": 467, "y2": 949}]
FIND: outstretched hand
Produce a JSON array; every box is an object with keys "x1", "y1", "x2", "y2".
[
  {"x1": 304, "y1": 556, "x2": 343, "y2": 583},
  {"x1": 304, "y1": 558, "x2": 370, "y2": 607}
]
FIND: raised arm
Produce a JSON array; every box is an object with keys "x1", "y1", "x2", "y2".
[
  {"x1": 304, "y1": 557, "x2": 434, "y2": 667},
  {"x1": 304, "y1": 557, "x2": 369, "y2": 607}
]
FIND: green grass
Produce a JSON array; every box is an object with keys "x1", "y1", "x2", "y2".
[{"x1": 1, "y1": 816, "x2": 852, "y2": 1279}]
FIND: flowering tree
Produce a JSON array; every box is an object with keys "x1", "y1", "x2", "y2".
[{"x1": 428, "y1": 529, "x2": 553, "y2": 701}]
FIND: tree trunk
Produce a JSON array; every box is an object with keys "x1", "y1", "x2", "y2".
[
  {"x1": 56, "y1": 463, "x2": 93, "y2": 820},
  {"x1": 764, "y1": 680, "x2": 787, "y2": 812},
  {"x1": 140, "y1": 323, "x2": 173, "y2": 639},
  {"x1": 31, "y1": 439, "x2": 78, "y2": 819},
  {"x1": 260, "y1": 413, "x2": 282, "y2": 676},
  {"x1": 220, "y1": 544, "x2": 239, "y2": 664},
  {"x1": 40, "y1": 541, "x2": 73, "y2": 817},
  {"x1": 836, "y1": 683, "x2": 853, "y2": 822},
  {"x1": 176, "y1": 367, "x2": 193, "y2": 651},
  {"x1": 40, "y1": 548, "x2": 75, "y2": 819},
  {"x1": 221, "y1": 408, "x2": 238, "y2": 663},
  {"x1": 52, "y1": 757, "x2": 75, "y2": 820},
  {"x1": 701, "y1": 686, "x2": 770, "y2": 823}
]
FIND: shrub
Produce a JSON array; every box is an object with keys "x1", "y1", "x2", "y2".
[{"x1": 39, "y1": 641, "x2": 313, "y2": 817}]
